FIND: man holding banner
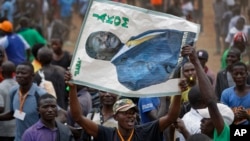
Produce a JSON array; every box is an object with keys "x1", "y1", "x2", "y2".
[{"x1": 65, "y1": 69, "x2": 186, "y2": 141}]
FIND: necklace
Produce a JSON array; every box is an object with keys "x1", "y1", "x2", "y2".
[
  {"x1": 99, "y1": 110, "x2": 114, "y2": 125},
  {"x1": 117, "y1": 128, "x2": 134, "y2": 141}
]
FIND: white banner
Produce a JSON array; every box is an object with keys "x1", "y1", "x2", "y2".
[{"x1": 70, "y1": 0, "x2": 200, "y2": 97}]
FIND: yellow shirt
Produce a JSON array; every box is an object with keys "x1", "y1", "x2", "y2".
[
  {"x1": 32, "y1": 59, "x2": 41, "y2": 72},
  {"x1": 170, "y1": 87, "x2": 191, "y2": 103}
]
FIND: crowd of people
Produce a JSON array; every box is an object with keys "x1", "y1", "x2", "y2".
[{"x1": 0, "y1": 0, "x2": 249, "y2": 141}]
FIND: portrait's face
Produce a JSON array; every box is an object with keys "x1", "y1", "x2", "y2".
[
  {"x1": 38, "y1": 98, "x2": 58, "y2": 120},
  {"x1": 89, "y1": 31, "x2": 122, "y2": 60}
]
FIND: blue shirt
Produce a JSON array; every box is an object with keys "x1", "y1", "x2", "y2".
[
  {"x1": 138, "y1": 97, "x2": 160, "y2": 124},
  {"x1": 0, "y1": 34, "x2": 30, "y2": 66},
  {"x1": 221, "y1": 86, "x2": 250, "y2": 125},
  {"x1": 58, "y1": 0, "x2": 75, "y2": 17},
  {"x1": 10, "y1": 83, "x2": 46, "y2": 141}
]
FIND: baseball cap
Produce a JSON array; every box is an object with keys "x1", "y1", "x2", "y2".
[
  {"x1": 0, "y1": 20, "x2": 13, "y2": 33},
  {"x1": 197, "y1": 103, "x2": 234, "y2": 125},
  {"x1": 196, "y1": 49, "x2": 208, "y2": 60},
  {"x1": 233, "y1": 32, "x2": 247, "y2": 44},
  {"x1": 113, "y1": 99, "x2": 137, "y2": 114}
]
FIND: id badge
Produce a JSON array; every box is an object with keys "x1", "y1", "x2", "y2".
[{"x1": 14, "y1": 109, "x2": 26, "y2": 120}]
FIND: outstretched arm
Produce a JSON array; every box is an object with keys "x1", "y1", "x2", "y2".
[
  {"x1": 65, "y1": 71, "x2": 99, "y2": 138},
  {"x1": 182, "y1": 45, "x2": 224, "y2": 134},
  {"x1": 158, "y1": 79, "x2": 188, "y2": 131}
]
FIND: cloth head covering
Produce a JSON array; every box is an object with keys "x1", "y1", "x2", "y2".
[
  {"x1": 113, "y1": 99, "x2": 137, "y2": 114},
  {"x1": 0, "y1": 20, "x2": 13, "y2": 33},
  {"x1": 197, "y1": 103, "x2": 234, "y2": 125},
  {"x1": 197, "y1": 49, "x2": 209, "y2": 60}
]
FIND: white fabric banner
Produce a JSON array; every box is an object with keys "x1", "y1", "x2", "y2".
[{"x1": 70, "y1": 0, "x2": 200, "y2": 97}]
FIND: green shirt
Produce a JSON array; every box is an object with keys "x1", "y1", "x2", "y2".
[
  {"x1": 221, "y1": 48, "x2": 244, "y2": 70},
  {"x1": 213, "y1": 123, "x2": 230, "y2": 141},
  {"x1": 221, "y1": 49, "x2": 229, "y2": 70},
  {"x1": 18, "y1": 28, "x2": 47, "y2": 61}
]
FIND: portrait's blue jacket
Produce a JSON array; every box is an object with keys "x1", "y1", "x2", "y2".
[{"x1": 111, "y1": 29, "x2": 196, "y2": 91}]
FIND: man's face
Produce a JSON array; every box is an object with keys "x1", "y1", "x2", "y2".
[
  {"x1": 183, "y1": 62, "x2": 196, "y2": 83},
  {"x1": 50, "y1": 38, "x2": 62, "y2": 53},
  {"x1": 38, "y1": 98, "x2": 58, "y2": 121},
  {"x1": 99, "y1": 91, "x2": 117, "y2": 106},
  {"x1": 16, "y1": 65, "x2": 33, "y2": 86},
  {"x1": 231, "y1": 65, "x2": 247, "y2": 86},
  {"x1": 114, "y1": 108, "x2": 137, "y2": 130},
  {"x1": 91, "y1": 31, "x2": 121, "y2": 60},
  {"x1": 226, "y1": 52, "x2": 240, "y2": 66}
]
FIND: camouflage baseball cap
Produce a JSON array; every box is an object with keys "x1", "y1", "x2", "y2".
[{"x1": 113, "y1": 99, "x2": 137, "y2": 114}]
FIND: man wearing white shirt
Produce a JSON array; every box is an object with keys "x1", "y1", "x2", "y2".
[
  {"x1": 173, "y1": 85, "x2": 206, "y2": 141},
  {"x1": 225, "y1": 16, "x2": 248, "y2": 48}
]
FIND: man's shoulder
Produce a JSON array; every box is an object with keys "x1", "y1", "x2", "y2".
[
  {"x1": 56, "y1": 120, "x2": 75, "y2": 138},
  {"x1": 0, "y1": 36, "x2": 8, "y2": 45},
  {"x1": 222, "y1": 86, "x2": 235, "y2": 94},
  {"x1": 217, "y1": 69, "x2": 227, "y2": 75},
  {"x1": 56, "y1": 120, "x2": 70, "y2": 130},
  {"x1": 31, "y1": 83, "x2": 47, "y2": 95},
  {"x1": 55, "y1": 65, "x2": 66, "y2": 71},
  {"x1": 182, "y1": 109, "x2": 202, "y2": 122},
  {"x1": 0, "y1": 80, "x2": 17, "y2": 93},
  {"x1": 23, "y1": 121, "x2": 40, "y2": 136},
  {"x1": 9, "y1": 85, "x2": 19, "y2": 94},
  {"x1": 225, "y1": 86, "x2": 235, "y2": 91},
  {"x1": 45, "y1": 65, "x2": 65, "y2": 79}
]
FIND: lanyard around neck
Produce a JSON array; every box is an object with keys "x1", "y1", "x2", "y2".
[
  {"x1": 18, "y1": 90, "x2": 28, "y2": 112},
  {"x1": 117, "y1": 128, "x2": 134, "y2": 141}
]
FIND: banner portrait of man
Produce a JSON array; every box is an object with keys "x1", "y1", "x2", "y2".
[{"x1": 70, "y1": 0, "x2": 200, "y2": 97}]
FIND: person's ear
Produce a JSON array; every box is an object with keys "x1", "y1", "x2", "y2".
[{"x1": 113, "y1": 114, "x2": 118, "y2": 121}]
